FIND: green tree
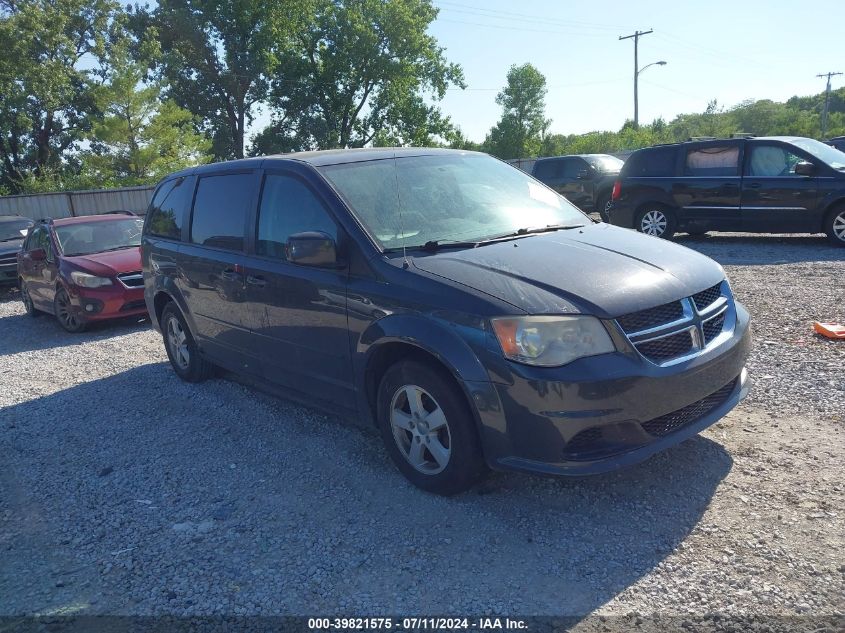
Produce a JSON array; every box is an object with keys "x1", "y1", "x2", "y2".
[
  {"x1": 0, "y1": 0, "x2": 116, "y2": 192},
  {"x1": 484, "y1": 63, "x2": 549, "y2": 159},
  {"x1": 81, "y1": 44, "x2": 211, "y2": 187},
  {"x1": 253, "y1": 0, "x2": 464, "y2": 153},
  {"x1": 138, "y1": 0, "x2": 309, "y2": 160}
]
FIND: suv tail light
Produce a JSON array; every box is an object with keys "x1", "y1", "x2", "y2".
[{"x1": 611, "y1": 179, "x2": 622, "y2": 201}]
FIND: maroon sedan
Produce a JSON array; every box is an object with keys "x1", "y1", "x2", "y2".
[{"x1": 17, "y1": 213, "x2": 147, "y2": 332}]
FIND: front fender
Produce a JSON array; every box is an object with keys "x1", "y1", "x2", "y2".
[{"x1": 357, "y1": 313, "x2": 491, "y2": 383}]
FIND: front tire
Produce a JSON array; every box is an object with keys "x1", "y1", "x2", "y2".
[
  {"x1": 161, "y1": 303, "x2": 214, "y2": 382},
  {"x1": 54, "y1": 287, "x2": 86, "y2": 332},
  {"x1": 825, "y1": 205, "x2": 845, "y2": 246},
  {"x1": 635, "y1": 205, "x2": 677, "y2": 240},
  {"x1": 376, "y1": 360, "x2": 486, "y2": 495}
]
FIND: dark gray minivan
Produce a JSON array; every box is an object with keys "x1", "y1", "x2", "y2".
[{"x1": 142, "y1": 148, "x2": 751, "y2": 495}]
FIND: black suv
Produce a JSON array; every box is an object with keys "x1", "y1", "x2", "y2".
[
  {"x1": 0, "y1": 215, "x2": 35, "y2": 285},
  {"x1": 609, "y1": 136, "x2": 845, "y2": 245},
  {"x1": 142, "y1": 148, "x2": 750, "y2": 495},
  {"x1": 531, "y1": 154, "x2": 623, "y2": 220}
]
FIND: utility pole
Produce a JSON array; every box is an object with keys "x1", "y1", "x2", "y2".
[
  {"x1": 816, "y1": 71, "x2": 842, "y2": 139},
  {"x1": 619, "y1": 29, "x2": 653, "y2": 128}
]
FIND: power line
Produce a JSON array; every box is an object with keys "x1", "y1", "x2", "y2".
[
  {"x1": 436, "y1": 17, "x2": 612, "y2": 38},
  {"x1": 816, "y1": 71, "x2": 843, "y2": 138},
  {"x1": 433, "y1": 0, "x2": 626, "y2": 31}
]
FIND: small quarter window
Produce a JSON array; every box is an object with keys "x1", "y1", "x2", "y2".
[{"x1": 146, "y1": 177, "x2": 192, "y2": 240}]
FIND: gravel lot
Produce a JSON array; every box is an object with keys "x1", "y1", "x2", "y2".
[{"x1": 1, "y1": 233, "x2": 843, "y2": 629}]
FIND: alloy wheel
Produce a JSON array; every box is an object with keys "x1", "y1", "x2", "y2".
[
  {"x1": 56, "y1": 290, "x2": 81, "y2": 330},
  {"x1": 389, "y1": 384, "x2": 452, "y2": 475},
  {"x1": 640, "y1": 210, "x2": 668, "y2": 236},
  {"x1": 834, "y1": 211, "x2": 845, "y2": 243},
  {"x1": 166, "y1": 315, "x2": 190, "y2": 370}
]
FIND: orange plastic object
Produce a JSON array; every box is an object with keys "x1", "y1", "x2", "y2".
[{"x1": 813, "y1": 322, "x2": 845, "y2": 339}]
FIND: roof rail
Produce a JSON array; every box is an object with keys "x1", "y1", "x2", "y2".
[
  {"x1": 688, "y1": 136, "x2": 716, "y2": 141},
  {"x1": 102, "y1": 210, "x2": 137, "y2": 216},
  {"x1": 731, "y1": 133, "x2": 755, "y2": 139}
]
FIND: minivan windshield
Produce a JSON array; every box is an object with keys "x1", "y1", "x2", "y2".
[
  {"x1": 56, "y1": 218, "x2": 144, "y2": 256},
  {"x1": 319, "y1": 153, "x2": 587, "y2": 251},
  {"x1": 789, "y1": 137, "x2": 845, "y2": 170}
]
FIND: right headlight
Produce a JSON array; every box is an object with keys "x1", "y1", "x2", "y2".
[{"x1": 491, "y1": 315, "x2": 615, "y2": 367}]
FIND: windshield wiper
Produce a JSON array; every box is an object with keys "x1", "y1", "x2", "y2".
[
  {"x1": 480, "y1": 223, "x2": 585, "y2": 243},
  {"x1": 99, "y1": 245, "x2": 138, "y2": 252}
]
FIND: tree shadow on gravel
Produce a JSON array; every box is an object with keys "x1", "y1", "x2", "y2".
[
  {"x1": 0, "y1": 302, "x2": 150, "y2": 356},
  {"x1": 675, "y1": 233, "x2": 845, "y2": 265},
  {"x1": 1, "y1": 364, "x2": 733, "y2": 618}
]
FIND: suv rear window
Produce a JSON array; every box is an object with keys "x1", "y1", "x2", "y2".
[
  {"x1": 685, "y1": 146, "x2": 740, "y2": 177},
  {"x1": 533, "y1": 160, "x2": 560, "y2": 180},
  {"x1": 190, "y1": 173, "x2": 253, "y2": 251},
  {"x1": 622, "y1": 147, "x2": 676, "y2": 177}
]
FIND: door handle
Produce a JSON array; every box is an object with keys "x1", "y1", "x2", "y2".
[
  {"x1": 246, "y1": 275, "x2": 266, "y2": 288},
  {"x1": 220, "y1": 268, "x2": 242, "y2": 282}
]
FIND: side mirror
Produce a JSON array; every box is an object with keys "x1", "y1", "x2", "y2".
[
  {"x1": 286, "y1": 231, "x2": 338, "y2": 267},
  {"x1": 576, "y1": 169, "x2": 593, "y2": 180},
  {"x1": 794, "y1": 161, "x2": 815, "y2": 176},
  {"x1": 30, "y1": 248, "x2": 46, "y2": 261}
]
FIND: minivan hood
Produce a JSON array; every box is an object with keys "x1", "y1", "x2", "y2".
[
  {"x1": 64, "y1": 247, "x2": 142, "y2": 277},
  {"x1": 0, "y1": 238, "x2": 24, "y2": 256},
  {"x1": 411, "y1": 223, "x2": 725, "y2": 317}
]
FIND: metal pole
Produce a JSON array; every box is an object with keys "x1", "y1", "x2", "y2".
[
  {"x1": 816, "y1": 71, "x2": 842, "y2": 138},
  {"x1": 620, "y1": 29, "x2": 653, "y2": 129}
]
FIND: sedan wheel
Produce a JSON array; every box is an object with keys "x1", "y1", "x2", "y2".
[
  {"x1": 390, "y1": 384, "x2": 452, "y2": 475},
  {"x1": 166, "y1": 315, "x2": 191, "y2": 371},
  {"x1": 54, "y1": 288, "x2": 86, "y2": 332},
  {"x1": 829, "y1": 208, "x2": 845, "y2": 245}
]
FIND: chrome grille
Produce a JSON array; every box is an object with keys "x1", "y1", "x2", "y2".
[
  {"x1": 693, "y1": 283, "x2": 722, "y2": 311},
  {"x1": 615, "y1": 280, "x2": 733, "y2": 365},
  {"x1": 117, "y1": 271, "x2": 143, "y2": 288},
  {"x1": 641, "y1": 378, "x2": 738, "y2": 437},
  {"x1": 637, "y1": 329, "x2": 695, "y2": 362},
  {"x1": 0, "y1": 253, "x2": 17, "y2": 265},
  {"x1": 617, "y1": 301, "x2": 684, "y2": 333}
]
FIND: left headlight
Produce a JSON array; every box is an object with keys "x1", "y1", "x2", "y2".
[
  {"x1": 70, "y1": 271, "x2": 113, "y2": 288},
  {"x1": 491, "y1": 315, "x2": 616, "y2": 367}
]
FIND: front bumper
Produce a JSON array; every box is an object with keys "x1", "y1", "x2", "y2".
[
  {"x1": 471, "y1": 302, "x2": 752, "y2": 476},
  {"x1": 0, "y1": 262, "x2": 18, "y2": 285},
  {"x1": 64, "y1": 283, "x2": 148, "y2": 322}
]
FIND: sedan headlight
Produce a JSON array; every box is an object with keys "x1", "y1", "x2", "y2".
[
  {"x1": 491, "y1": 315, "x2": 615, "y2": 367},
  {"x1": 70, "y1": 271, "x2": 113, "y2": 288}
]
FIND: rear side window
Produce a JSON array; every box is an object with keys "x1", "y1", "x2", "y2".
[
  {"x1": 146, "y1": 177, "x2": 192, "y2": 239},
  {"x1": 533, "y1": 160, "x2": 559, "y2": 180},
  {"x1": 623, "y1": 147, "x2": 677, "y2": 177},
  {"x1": 257, "y1": 174, "x2": 338, "y2": 259},
  {"x1": 685, "y1": 146, "x2": 740, "y2": 177},
  {"x1": 190, "y1": 173, "x2": 254, "y2": 251},
  {"x1": 561, "y1": 159, "x2": 584, "y2": 178}
]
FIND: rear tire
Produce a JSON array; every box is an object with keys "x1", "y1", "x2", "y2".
[
  {"x1": 161, "y1": 303, "x2": 214, "y2": 382},
  {"x1": 376, "y1": 360, "x2": 487, "y2": 495},
  {"x1": 635, "y1": 205, "x2": 677, "y2": 240},
  {"x1": 54, "y1": 287, "x2": 86, "y2": 332},
  {"x1": 824, "y1": 205, "x2": 845, "y2": 246},
  {"x1": 596, "y1": 194, "x2": 612, "y2": 222},
  {"x1": 20, "y1": 280, "x2": 41, "y2": 317}
]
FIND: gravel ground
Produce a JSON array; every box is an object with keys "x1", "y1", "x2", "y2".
[{"x1": 0, "y1": 233, "x2": 843, "y2": 629}]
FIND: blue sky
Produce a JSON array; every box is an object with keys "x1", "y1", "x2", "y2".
[{"x1": 426, "y1": 0, "x2": 845, "y2": 142}]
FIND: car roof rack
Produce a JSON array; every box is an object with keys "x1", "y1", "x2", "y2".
[
  {"x1": 688, "y1": 136, "x2": 717, "y2": 141},
  {"x1": 102, "y1": 210, "x2": 136, "y2": 216}
]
